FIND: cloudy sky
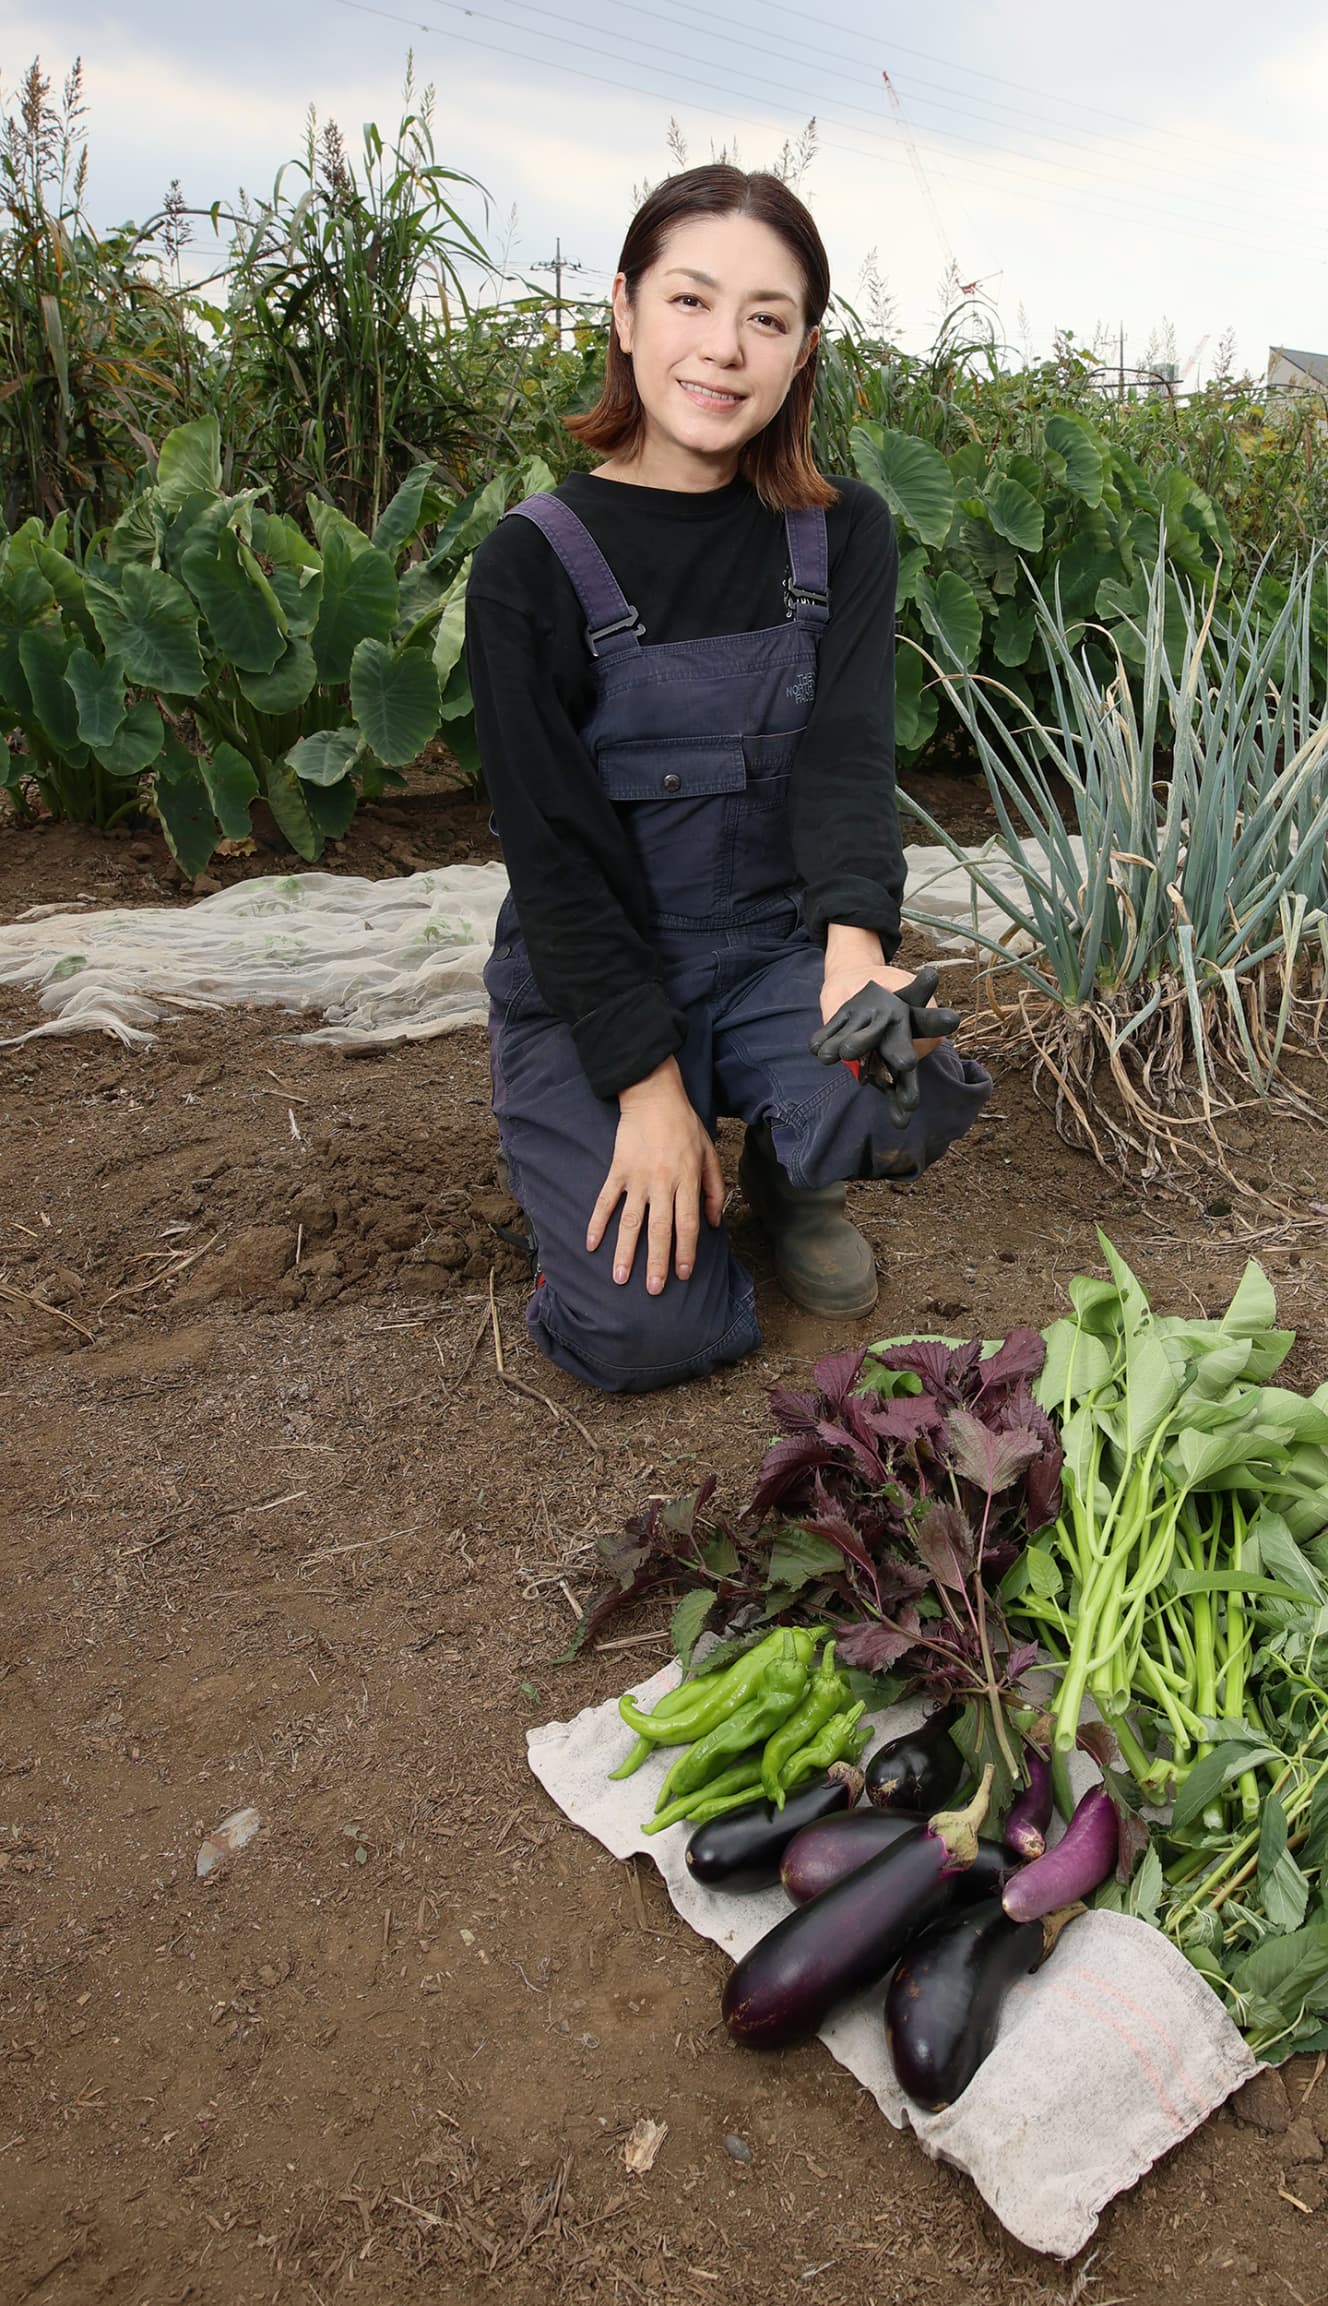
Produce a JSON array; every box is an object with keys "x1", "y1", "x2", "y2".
[{"x1": 10, "y1": 1, "x2": 1327, "y2": 381}]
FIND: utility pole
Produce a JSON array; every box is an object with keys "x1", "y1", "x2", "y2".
[{"x1": 532, "y1": 239, "x2": 584, "y2": 351}]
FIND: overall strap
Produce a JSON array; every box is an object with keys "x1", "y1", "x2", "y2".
[
  {"x1": 783, "y1": 506, "x2": 830, "y2": 629},
  {"x1": 505, "y1": 496, "x2": 645, "y2": 658}
]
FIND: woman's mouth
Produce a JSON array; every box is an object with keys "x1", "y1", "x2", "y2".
[{"x1": 678, "y1": 380, "x2": 746, "y2": 412}]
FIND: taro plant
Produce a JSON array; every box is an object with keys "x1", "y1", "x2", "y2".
[
  {"x1": 898, "y1": 544, "x2": 1328, "y2": 1184},
  {"x1": 0, "y1": 414, "x2": 548, "y2": 869}
]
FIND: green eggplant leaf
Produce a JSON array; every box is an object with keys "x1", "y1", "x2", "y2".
[
  {"x1": 237, "y1": 634, "x2": 317, "y2": 715},
  {"x1": 851, "y1": 423, "x2": 955, "y2": 548},
  {"x1": 95, "y1": 700, "x2": 164, "y2": 779},
  {"x1": 153, "y1": 732, "x2": 218, "y2": 878},
  {"x1": 181, "y1": 525, "x2": 285, "y2": 675},
  {"x1": 155, "y1": 416, "x2": 222, "y2": 512},
  {"x1": 199, "y1": 741, "x2": 259, "y2": 840},
  {"x1": 313, "y1": 531, "x2": 398, "y2": 685},
  {"x1": 85, "y1": 563, "x2": 205, "y2": 696},
  {"x1": 285, "y1": 728, "x2": 364, "y2": 787}
]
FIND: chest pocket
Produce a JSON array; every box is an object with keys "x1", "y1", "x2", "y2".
[{"x1": 596, "y1": 734, "x2": 747, "y2": 803}]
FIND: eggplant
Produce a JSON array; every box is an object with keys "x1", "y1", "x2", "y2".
[
  {"x1": 886, "y1": 1896, "x2": 1077, "y2": 2111},
  {"x1": 781, "y1": 1808, "x2": 1017, "y2": 1906},
  {"x1": 685, "y1": 1767, "x2": 863, "y2": 1894},
  {"x1": 1004, "y1": 1742, "x2": 1054, "y2": 1861},
  {"x1": 722, "y1": 1769, "x2": 993, "y2": 2050},
  {"x1": 1002, "y1": 1786, "x2": 1119, "y2": 1921},
  {"x1": 864, "y1": 1704, "x2": 964, "y2": 1814}
]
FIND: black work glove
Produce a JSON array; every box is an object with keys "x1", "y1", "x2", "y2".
[{"x1": 809, "y1": 966, "x2": 961, "y2": 1132}]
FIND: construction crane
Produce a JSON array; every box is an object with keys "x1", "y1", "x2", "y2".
[{"x1": 881, "y1": 70, "x2": 963, "y2": 287}]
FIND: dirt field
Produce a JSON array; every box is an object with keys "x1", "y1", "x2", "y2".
[{"x1": 3, "y1": 775, "x2": 1328, "y2": 2306}]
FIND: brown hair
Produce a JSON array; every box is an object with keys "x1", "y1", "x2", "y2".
[{"x1": 566, "y1": 165, "x2": 837, "y2": 511}]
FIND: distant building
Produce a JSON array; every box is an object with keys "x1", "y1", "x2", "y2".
[{"x1": 1267, "y1": 347, "x2": 1328, "y2": 414}]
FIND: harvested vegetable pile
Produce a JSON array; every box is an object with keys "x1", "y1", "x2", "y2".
[{"x1": 584, "y1": 1231, "x2": 1328, "y2": 2064}]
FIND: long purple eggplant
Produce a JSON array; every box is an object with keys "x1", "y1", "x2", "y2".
[
  {"x1": 886, "y1": 1896, "x2": 1079, "y2": 2111},
  {"x1": 1002, "y1": 1785, "x2": 1118, "y2": 1921},
  {"x1": 684, "y1": 1768, "x2": 863, "y2": 1894},
  {"x1": 864, "y1": 1704, "x2": 964, "y2": 1814},
  {"x1": 781, "y1": 1808, "x2": 1017, "y2": 1906},
  {"x1": 722, "y1": 1769, "x2": 994, "y2": 2050},
  {"x1": 1003, "y1": 1743, "x2": 1054, "y2": 1861}
]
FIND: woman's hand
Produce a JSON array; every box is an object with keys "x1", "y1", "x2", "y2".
[
  {"x1": 587, "y1": 1057, "x2": 726, "y2": 1293},
  {"x1": 819, "y1": 925, "x2": 945, "y2": 1059}
]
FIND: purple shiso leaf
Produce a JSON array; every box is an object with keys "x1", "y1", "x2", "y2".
[
  {"x1": 801, "y1": 1512, "x2": 884, "y2": 1609},
  {"x1": 835, "y1": 1610, "x2": 922, "y2": 1673},
  {"x1": 945, "y1": 1408, "x2": 1044, "y2": 1497},
  {"x1": 812, "y1": 1346, "x2": 869, "y2": 1413},
  {"x1": 768, "y1": 1385, "x2": 823, "y2": 1436},
  {"x1": 861, "y1": 1392, "x2": 947, "y2": 1446},
  {"x1": 748, "y1": 1434, "x2": 841, "y2": 1516},
  {"x1": 814, "y1": 1418, "x2": 886, "y2": 1488},
  {"x1": 1006, "y1": 1640, "x2": 1041, "y2": 1683},
  {"x1": 973, "y1": 1327, "x2": 1046, "y2": 1397},
  {"x1": 913, "y1": 1502, "x2": 977, "y2": 1593},
  {"x1": 1002, "y1": 1786, "x2": 1119, "y2": 1920},
  {"x1": 870, "y1": 1338, "x2": 959, "y2": 1397}
]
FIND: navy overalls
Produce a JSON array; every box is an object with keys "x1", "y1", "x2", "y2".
[{"x1": 483, "y1": 493, "x2": 992, "y2": 1394}]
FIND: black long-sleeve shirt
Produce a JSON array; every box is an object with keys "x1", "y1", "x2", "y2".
[{"x1": 464, "y1": 469, "x2": 904, "y2": 1099}]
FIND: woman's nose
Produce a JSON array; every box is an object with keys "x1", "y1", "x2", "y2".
[{"x1": 700, "y1": 309, "x2": 743, "y2": 364}]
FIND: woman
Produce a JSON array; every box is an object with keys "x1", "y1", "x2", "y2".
[{"x1": 465, "y1": 165, "x2": 990, "y2": 1395}]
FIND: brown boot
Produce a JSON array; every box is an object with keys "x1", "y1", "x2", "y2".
[{"x1": 738, "y1": 1123, "x2": 878, "y2": 1318}]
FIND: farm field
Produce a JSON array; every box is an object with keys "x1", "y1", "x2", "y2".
[{"x1": 3, "y1": 779, "x2": 1328, "y2": 2306}]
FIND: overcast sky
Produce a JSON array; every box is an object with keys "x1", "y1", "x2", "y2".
[{"x1": 11, "y1": 1, "x2": 1328, "y2": 382}]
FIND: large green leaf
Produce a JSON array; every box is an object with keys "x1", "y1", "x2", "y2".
[
  {"x1": 894, "y1": 544, "x2": 928, "y2": 608},
  {"x1": 984, "y1": 471, "x2": 1044, "y2": 554},
  {"x1": 85, "y1": 563, "x2": 205, "y2": 695},
  {"x1": 285, "y1": 727, "x2": 363, "y2": 787},
  {"x1": 199, "y1": 741, "x2": 259, "y2": 840},
  {"x1": 993, "y1": 595, "x2": 1037, "y2": 668},
  {"x1": 107, "y1": 491, "x2": 164, "y2": 568},
  {"x1": 893, "y1": 639, "x2": 940, "y2": 755},
  {"x1": 254, "y1": 511, "x2": 324, "y2": 635},
  {"x1": 181, "y1": 525, "x2": 285, "y2": 675},
  {"x1": 237, "y1": 635, "x2": 317, "y2": 714},
  {"x1": 303, "y1": 776, "x2": 360, "y2": 843},
  {"x1": 372, "y1": 463, "x2": 437, "y2": 557},
  {"x1": 262, "y1": 761, "x2": 322, "y2": 860},
  {"x1": 155, "y1": 416, "x2": 222, "y2": 512},
  {"x1": 95, "y1": 700, "x2": 164, "y2": 778},
  {"x1": 957, "y1": 510, "x2": 1018, "y2": 593},
  {"x1": 916, "y1": 568, "x2": 983, "y2": 668},
  {"x1": 851, "y1": 423, "x2": 955, "y2": 548},
  {"x1": 313, "y1": 532, "x2": 398, "y2": 685},
  {"x1": 1044, "y1": 413, "x2": 1105, "y2": 507},
  {"x1": 0, "y1": 564, "x2": 55, "y2": 716},
  {"x1": 26, "y1": 542, "x2": 96, "y2": 644},
  {"x1": 66, "y1": 646, "x2": 128, "y2": 749},
  {"x1": 431, "y1": 561, "x2": 471, "y2": 687},
  {"x1": 153, "y1": 732, "x2": 218, "y2": 877},
  {"x1": 426, "y1": 473, "x2": 510, "y2": 569},
  {"x1": 308, "y1": 498, "x2": 373, "y2": 560},
  {"x1": 350, "y1": 638, "x2": 441, "y2": 766},
  {"x1": 19, "y1": 628, "x2": 84, "y2": 758}
]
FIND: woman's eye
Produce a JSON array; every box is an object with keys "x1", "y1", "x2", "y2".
[{"x1": 753, "y1": 313, "x2": 787, "y2": 332}]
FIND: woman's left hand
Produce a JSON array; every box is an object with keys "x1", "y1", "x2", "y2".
[{"x1": 818, "y1": 926, "x2": 945, "y2": 1059}]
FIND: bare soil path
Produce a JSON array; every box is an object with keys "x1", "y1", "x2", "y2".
[{"x1": 2, "y1": 775, "x2": 1327, "y2": 2305}]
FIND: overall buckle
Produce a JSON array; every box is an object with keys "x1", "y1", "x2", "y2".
[
  {"x1": 585, "y1": 606, "x2": 645, "y2": 657},
  {"x1": 783, "y1": 575, "x2": 830, "y2": 619}
]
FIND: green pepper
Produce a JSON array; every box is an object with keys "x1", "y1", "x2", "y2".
[
  {"x1": 619, "y1": 1626, "x2": 822, "y2": 1747},
  {"x1": 779, "y1": 1700, "x2": 867, "y2": 1792},
  {"x1": 607, "y1": 1733, "x2": 654, "y2": 1782},
  {"x1": 640, "y1": 1754, "x2": 765, "y2": 1836},
  {"x1": 759, "y1": 1641, "x2": 849, "y2": 1810},
  {"x1": 654, "y1": 1654, "x2": 809, "y2": 1809}
]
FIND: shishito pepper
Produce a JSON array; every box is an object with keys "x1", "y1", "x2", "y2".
[
  {"x1": 654, "y1": 1650, "x2": 809, "y2": 1810},
  {"x1": 617, "y1": 1626, "x2": 822, "y2": 1748},
  {"x1": 641, "y1": 1755, "x2": 765, "y2": 1836},
  {"x1": 780, "y1": 1701, "x2": 869, "y2": 1792},
  {"x1": 759, "y1": 1641, "x2": 849, "y2": 1809}
]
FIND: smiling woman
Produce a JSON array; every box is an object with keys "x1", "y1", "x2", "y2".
[{"x1": 464, "y1": 164, "x2": 992, "y2": 1395}]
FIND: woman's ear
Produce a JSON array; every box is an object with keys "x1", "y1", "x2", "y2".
[
  {"x1": 794, "y1": 323, "x2": 819, "y2": 375},
  {"x1": 611, "y1": 272, "x2": 633, "y2": 356}
]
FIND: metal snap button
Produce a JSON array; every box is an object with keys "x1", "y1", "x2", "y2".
[
  {"x1": 496, "y1": 942, "x2": 511, "y2": 957},
  {"x1": 662, "y1": 772, "x2": 682, "y2": 793}
]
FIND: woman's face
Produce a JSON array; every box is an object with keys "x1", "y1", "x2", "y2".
[{"x1": 609, "y1": 210, "x2": 817, "y2": 489}]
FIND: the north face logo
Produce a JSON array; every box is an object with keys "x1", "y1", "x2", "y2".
[{"x1": 785, "y1": 674, "x2": 816, "y2": 704}]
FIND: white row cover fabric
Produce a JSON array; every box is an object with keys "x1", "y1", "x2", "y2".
[
  {"x1": 526, "y1": 1665, "x2": 1257, "y2": 2261},
  {"x1": 0, "y1": 844, "x2": 1066, "y2": 1052}
]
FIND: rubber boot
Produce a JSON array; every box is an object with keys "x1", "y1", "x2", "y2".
[{"x1": 738, "y1": 1122, "x2": 878, "y2": 1318}]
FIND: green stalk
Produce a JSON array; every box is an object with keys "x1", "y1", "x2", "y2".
[{"x1": 1222, "y1": 1497, "x2": 1261, "y2": 1823}]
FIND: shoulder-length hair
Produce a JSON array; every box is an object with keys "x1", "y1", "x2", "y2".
[{"x1": 566, "y1": 165, "x2": 837, "y2": 512}]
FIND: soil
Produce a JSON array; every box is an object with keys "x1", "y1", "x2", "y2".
[{"x1": 3, "y1": 768, "x2": 1328, "y2": 2306}]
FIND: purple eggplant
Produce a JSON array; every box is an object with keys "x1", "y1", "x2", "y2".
[
  {"x1": 886, "y1": 1896, "x2": 1079, "y2": 2111},
  {"x1": 781, "y1": 1808, "x2": 1018, "y2": 1906},
  {"x1": 1002, "y1": 1785, "x2": 1119, "y2": 1922},
  {"x1": 685, "y1": 1768, "x2": 863, "y2": 1894},
  {"x1": 864, "y1": 1704, "x2": 964, "y2": 1814},
  {"x1": 722, "y1": 1769, "x2": 994, "y2": 2050},
  {"x1": 1003, "y1": 1743, "x2": 1054, "y2": 1861}
]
